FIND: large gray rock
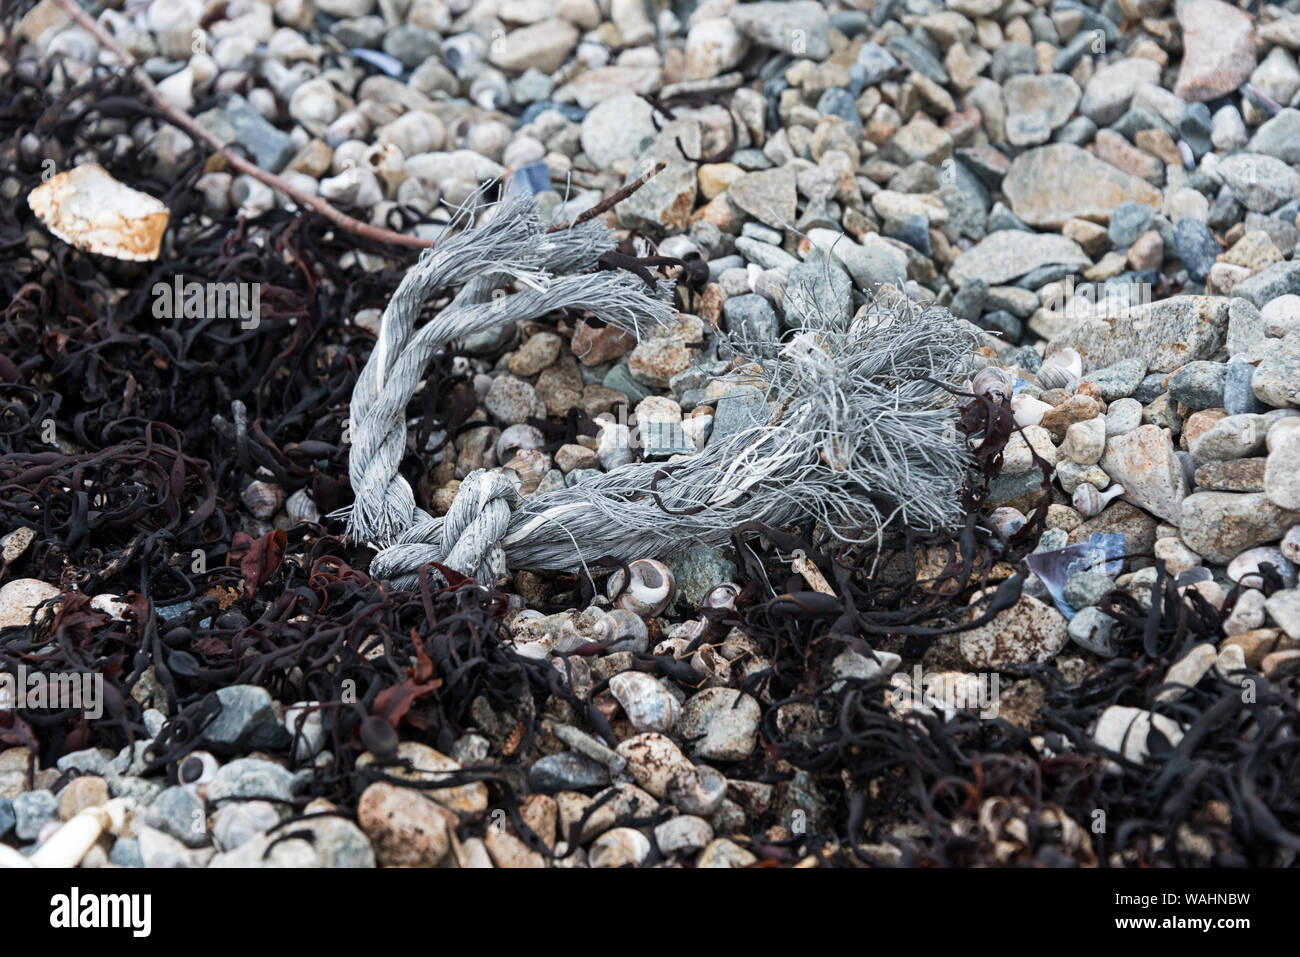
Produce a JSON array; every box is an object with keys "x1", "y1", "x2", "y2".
[
  {"x1": 1253, "y1": 341, "x2": 1300, "y2": 409},
  {"x1": 195, "y1": 94, "x2": 295, "y2": 173},
  {"x1": 1218, "y1": 153, "x2": 1300, "y2": 212},
  {"x1": 804, "y1": 228, "x2": 908, "y2": 289},
  {"x1": 1100, "y1": 425, "x2": 1189, "y2": 523},
  {"x1": 1048, "y1": 296, "x2": 1230, "y2": 373},
  {"x1": 726, "y1": 165, "x2": 797, "y2": 229},
  {"x1": 1003, "y1": 143, "x2": 1162, "y2": 228},
  {"x1": 580, "y1": 94, "x2": 657, "y2": 167},
  {"x1": 1266, "y1": 430, "x2": 1300, "y2": 509},
  {"x1": 1179, "y1": 492, "x2": 1300, "y2": 564},
  {"x1": 1232, "y1": 261, "x2": 1300, "y2": 307},
  {"x1": 616, "y1": 119, "x2": 700, "y2": 233},
  {"x1": 1003, "y1": 74, "x2": 1081, "y2": 145},
  {"x1": 1079, "y1": 58, "x2": 1162, "y2": 125},
  {"x1": 1174, "y1": 0, "x2": 1257, "y2": 102},
  {"x1": 1249, "y1": 109, "x2": 1300, "y2": 164},
  {"x1": 950, "y1": 230, "x2": 1089, "y2": 285},
  {"x1": 729, "y1": 1, "x2": 830, "y2": 58},
  {"x1": 203, "y1": 685, "x2": 289, "y2": 749},
  {"x1": 784, "y1": 253, "x2": 853, "y2": 326}
]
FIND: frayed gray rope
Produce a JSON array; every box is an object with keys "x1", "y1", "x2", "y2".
[
  {"x1": 340, "y1": 190, "x2": 677, "y2": 580},
  {"x1": 344, "y1": 193, "x2": 976, "y2": 588},
  {"x1": 364, "y1": 291, "x2": 978, "y2": 589}
]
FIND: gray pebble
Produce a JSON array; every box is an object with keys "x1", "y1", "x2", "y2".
[
  {"x1": 528, "y1": 751, "x2": 611, "y2": 793},
  {"x1": 1064, "y1": 571, "x2": 1114, "y2": 609},
  {"x1": 1168, "y1": 361, "x2": 1227, "y2": 409},
  {"x1": 1224, "y1": 359, "x2": 1268, "y2": 415},
  {"x1": 1068, "y1": 606, "x2": 1120, "y2": 657},
  {"x1": 13, "y1": 789, "x2": 56, "y2": 841}
]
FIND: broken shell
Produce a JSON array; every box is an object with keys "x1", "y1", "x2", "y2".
[
  {"x1": 495, "y1": 423, "x2": 546, "y2": 462},
  {"x1": 91, "y1": 594, "x2": 131, "y2": 619},
  {"x1": 654, "y1": 636, "x2": 692, "y2": 657},
  {"x1": 609, "y1": 671, "x2": 679, "y2": 732},
  {"x1": 469, "y1": 69, "x2": 511, "y2": 110},
  {"x1": 556, "y1": 607, "x2": 614, "y2": 652},
  {"x1": 285, "y1": 488, "x2": 321, "y2": 524},
  {"x1": 589, "y1": 826, "x2": 651, "y2": 868},
  {"x1": 607, "y1": 559, "x2": 676, "y2": 618},
  {"x1": 29, "y1": 799, "x2": 128, "y2": 869},
  {"x1": 987, "y1": 506, "x2": 1027, "y2": 538},
  {"x1": 283, "y1": 701, "x2": 326, "y2": 761},
  {"x1": 241, "y1": 479, "x2": 285, "y2": 519},
  {"x1": 605, "y1": 608, "x2": 650, "y2": 653},
  {"x1": 441, "y1": 33, "x2": 486, "y2": 76},
  {"x1": 1227, "y1": 546, "x2": 1298, "y2": 589},
  {"x1": 972, "y1": 366, "x2": 1014, "y2": 402},
  {"x1": 658, "y1": 234, "x2": 705, "y2": 261},
  {"x1": 362, "y1": 141, "x2": 406, "y2": 194},
  {"x1": 27, "y1": 164, "x2": 170, "y2": 261},
  {"x1": 667, "y1": 618, "x2": 706, "y2": 642},
  {"x1": 1010, "y1": 393, "x2": 1052, "y2": 427},
  {"x1": 0, "y1": 843, "x2": 34, "y2": 868},
  {"x1": 1072, "y1": 482, "x2": 1125, "y2": 518},
  {"x1": 1036, "y1": 348, "x2": 1083, "y2": 391},
  {"x1": 503, "y1": 448, "x2": 551, "y2": 495}
]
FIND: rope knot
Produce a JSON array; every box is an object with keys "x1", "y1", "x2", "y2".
[{"x1": 436, "y1": 469, "x2": 523, "y2": 585}]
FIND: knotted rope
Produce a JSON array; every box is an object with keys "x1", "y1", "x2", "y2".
[
  {"x1": 411, "y1": 468, "x2": 522, "y2": 584},
  {"x1": 343, "y1": 192, "x2": 976, "y2": 587},
  {"x1": 342, "y1": 189, "x2": 676, "y2": 552}
]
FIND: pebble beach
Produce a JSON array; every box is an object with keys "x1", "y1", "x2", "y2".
[{"x1": 1, "y1": 0, "x2": 1299, "y2": 874}]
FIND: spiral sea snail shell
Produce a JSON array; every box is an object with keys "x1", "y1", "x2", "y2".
[
  {"x1": 607, "y1": 559, "x2": 676, "y2": 618},
  {"x1": 1036, "y1": 347, "x2": 1083, "y2": 391},
  {"x1": 988, "y1": 506, "x2": 1027, "y2": 538},
  {"x1": 703, "y1": 582, "x2": 741, "y2": 611},
  {"x1": 972, "y1": 366, "x2": 1014, "y2": 402},
  {"x1": 1071, "y1": 482, "x2": 1125, "y2": 518}
]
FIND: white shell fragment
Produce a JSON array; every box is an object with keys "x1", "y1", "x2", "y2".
[{"x1": 27, "y1": 164, "x2": 170, "y2": 261}]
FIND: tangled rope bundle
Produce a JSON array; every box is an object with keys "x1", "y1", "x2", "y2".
[{"x1": 344, "y1": 190, "x2": 978, "y2": 586}]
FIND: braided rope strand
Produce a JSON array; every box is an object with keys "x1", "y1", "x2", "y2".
[{"x1": 341, "y1": 190, "x2": 676, "y2": 573}]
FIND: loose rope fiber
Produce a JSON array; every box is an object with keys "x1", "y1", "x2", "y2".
[{"x1": 344, "y1": 192, "x2": 976, "y2": 586}]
